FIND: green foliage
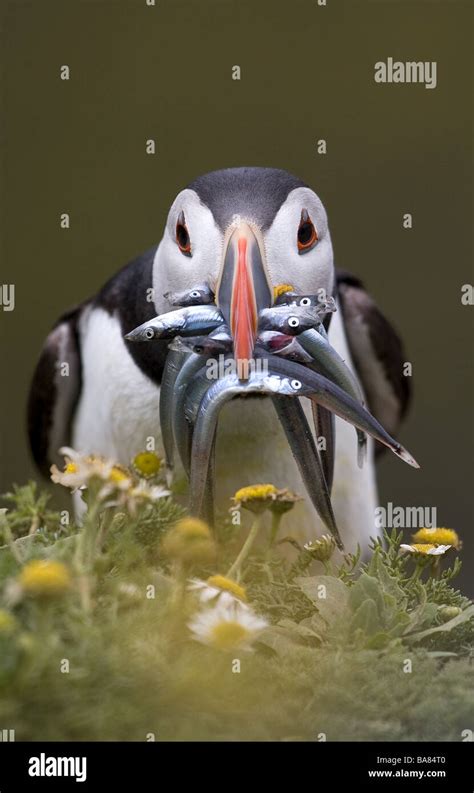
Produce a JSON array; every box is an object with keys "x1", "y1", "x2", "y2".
[
  {"x1": 279, "y1": 534, "x2": 474, "y2": 654},
  {"x1": 0, "y1": 484, "x2": 472, "y2": 741},
  {"x1": 131, "y1": 498, "x2": 187, "y2": 548},
  {"x1": 0, "y1": 482, "x2": 67, "y2": 542}
]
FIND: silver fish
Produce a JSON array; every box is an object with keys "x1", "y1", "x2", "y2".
[
  {"x1": 256, "y1": 331, "x2": 314, "y2": 364},
  {"x1": 172, "y1": 354, "x2": 216, "y2": 522},
  {"x1": 163, "y1": 284, "x2": 215, "y2": 307},
  {"x1": 257, "y1": 354, "x2": 419, "y2": 468},
  {"x1": 271, "y1": 396, "x2": 342, "y2": 548},
  {"x1": 189, "y1": 371, "x2": 308, "y2": 518},
  {"x1": 171, "y1": 326, "x2": 232, "y2": 459},
  {"x1": 159, "y1": 349, "x2": 189, "y2": 484},
  {"x1": 298, "y1": 328, "x2": 367, "y2": 466},
  {"x1": 258, "y1": 305, "x2": 326, "y2": 336},
  {"x1": 275, "y1": 293, "x2": 337, "y2": 316},
  {"x1": 171, "y1": 353, "x2": 211, "y2": 474},
  {"x1": 178, "y1": 366, "x2": 218, "y2": 475},
  {"x1": 169, "y1": 330, "x2": 233, "y2": 357},
  {"x1": 124, "y1": 306, "x2": 224, "y2": 341},
  {"x1": 311, "y1": 403, "x2": 335, "y2": 494}
]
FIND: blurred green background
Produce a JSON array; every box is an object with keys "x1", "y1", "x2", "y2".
[{"x1": 0, "y1": 0, "x2": 472, "y2": 589}]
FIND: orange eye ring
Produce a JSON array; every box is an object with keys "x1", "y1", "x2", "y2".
[
  {"x1": 297, "y1": 210, "x2": 318, "y2": 253},
  {"x1": 176, "y1": 212, "x2": 192, "y2": 256}
]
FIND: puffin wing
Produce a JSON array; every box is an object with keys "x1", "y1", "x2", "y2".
[
  {"x1": 336, "y1": 270, "x2": 411, "y2": 447},
  {"x1": 27, "y1": 304, "x2": 85, "y2": 477}
]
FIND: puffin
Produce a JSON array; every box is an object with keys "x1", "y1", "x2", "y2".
[{"x1": 27, "y1": 167, "x2": 410, "y2": 553}]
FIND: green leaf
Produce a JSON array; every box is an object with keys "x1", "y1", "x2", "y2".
[
  {"x1": 299, "y1": 613, "x2": 327, "y2": 639},
  {"x1": 349, "y1": 573, "x2": 385, "y2": 620},
  {"x1": 277, "y1": 618, "x2": 322, "y2": 643},
  {"x1": 350, "y1": 598, "x2": 380, "y2": 635},
  {"x1": 370, "y1": 551, "x2": 407, "y2": 606},
  {"x1": 294, "y1": 575, "x2": 349, "y2": 626},
  {"x1": 365, "y1": 632, "x2": 397, "y2": 650},
  {"x1": 409, "y1": 604, "x2": 474, "y2": 642},
  {"x1": 426, "y1": 651, "x2": 458, "y2": 658},
  {"x1": 256, "y1": 626, "x2": 302, "y2": 656},
  {"x1": 403, "y1": 601, "x2": 439, "y2": 636}
]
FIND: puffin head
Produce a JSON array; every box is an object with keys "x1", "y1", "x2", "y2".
[{"x1": 153, "y1": 167, "x2": 334, "y2": 364}]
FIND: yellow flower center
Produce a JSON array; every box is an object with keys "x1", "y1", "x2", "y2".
[
  {"x1": 109, "y1": 467, "x2": 129, "y2": 484},
  {"x1": 207, "y1": 575, "x2": 247, "y2": 602},
  {"x1": 412, "y1": 527, "x2": 460, "y2": 549},
  {"x1": 65, "y1": 462, "x2": 78, "y2": 474},
  {"x1": 211, "y1": 621, "x2": 249, "y2": 650},
  {"x1": 234, "y1": 484, "x2": 278, "y2": 502},
  {"x1": 132, "y1": 452, "x2": 162, "y2": 478},
  {"x1": 411, "y1": 544, "x2": 437, "y2": 554},
  {"x1": 273, "y1": 283, "x2": 295, "y2": 299},
  {"x1": 19, "y1": 560, "x2": 71, "y2": 597}
]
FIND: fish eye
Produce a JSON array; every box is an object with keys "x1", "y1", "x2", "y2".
[
  {"x1": 144, "y1": 328, "x2": 154, "y2": 339},
  {"x1": 189, "y1": 290, "x2": 200, "y2": 298},
  {"x1": 288, "y1": 316, "x2": 300, "y2": 328},
  {"x1": 176, "y1": 211, "x2": 192, "y2": 256},
  {"x1": 194, "y1": 345, "x2": 204, "y2": 354},
  {"x1": 299, "y1": 297, "x2": 311, "y2": 307},
  {"x1": 297, "y1": 209, "x2": 318, "y2": 254},
  {"x1": 291, "y1": 379, "x2": 302, "y2": 390}
]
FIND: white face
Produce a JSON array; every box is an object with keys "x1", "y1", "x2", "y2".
[
  {"x1": 152, "y1": 185, "x2": 334, "y2": 313},
  {"x1": 264, "y1": 187, "x2": 334, "y2": 299}
]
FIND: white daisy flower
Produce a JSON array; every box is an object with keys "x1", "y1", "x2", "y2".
[
  {"x1": 123, "y1": 483, "x2": 170, "y2": 515},
  {"x1": 188, "y1": 601, "x2": 268, "y2": 652},
  {"x1": 50, "y1": 447, "x2": 169, "y2": 509},
  {"x1": 188, "y1": 575, "x2": 248, "y2": 607},
  {"x1": 400, "y1": 543, "x2": 452, "y2": 556},
  {"x1": 50, "y1": 447, "x2": 108, "y2": 491}
]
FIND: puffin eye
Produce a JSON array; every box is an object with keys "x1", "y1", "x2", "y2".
[
  {"x1": 288, "y1": 316, "x2": 300, "y2": 329},
  {"x1": 299, "y1": 297, "x2": 312, "y2": 307},
  {"x1": 144, "y1": 328, "x2": 154, "y2": 339},
  {"x1": 297, "y1": 210, "x2": 318, "y2": 254},
  {"x1": 176, "y1": 211, "x2": 192, "y2": 256},
  {"x1": 291, "y1": 379, "x2": 302, "y2": 390}
]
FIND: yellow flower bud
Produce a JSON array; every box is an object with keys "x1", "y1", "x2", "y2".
[
  {"x1": 304, "y1": 534, "x2": 336, "y2": 562},
  {"x1": 19, "y1": 560, "x2": 71, "y2": 599},
  {"x1": 162, "y1": 518, "x2": 215, "y2": 565}
]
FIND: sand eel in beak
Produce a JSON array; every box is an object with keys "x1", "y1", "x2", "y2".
[
  {"x1": 124, "y1": 305, "x2": 224, "y2": 342},
  {"x1": 187, "y1": 369, "x2": 341, "y2": 546},
  {"x1": 256, "y1": 331, "x2": 314, "y2": 364},
  {"x1": 169, "y1": 331, "x2": 233, "y2": 358},
  {"x1": 164, "y1": 283, "x2": 215, "y2": 307}
]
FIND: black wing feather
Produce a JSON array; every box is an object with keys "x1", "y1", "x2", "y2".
[
  {"x1": 336, "y1": 269, "x2": 411, "y2": 446},
  {"x1": 27, "y1": 305, "x2": 84, "y2": 477}
]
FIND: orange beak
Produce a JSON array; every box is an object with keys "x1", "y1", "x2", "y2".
[{"x1": 217, "y1": 222, "x2": 272, "y2": 379}]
